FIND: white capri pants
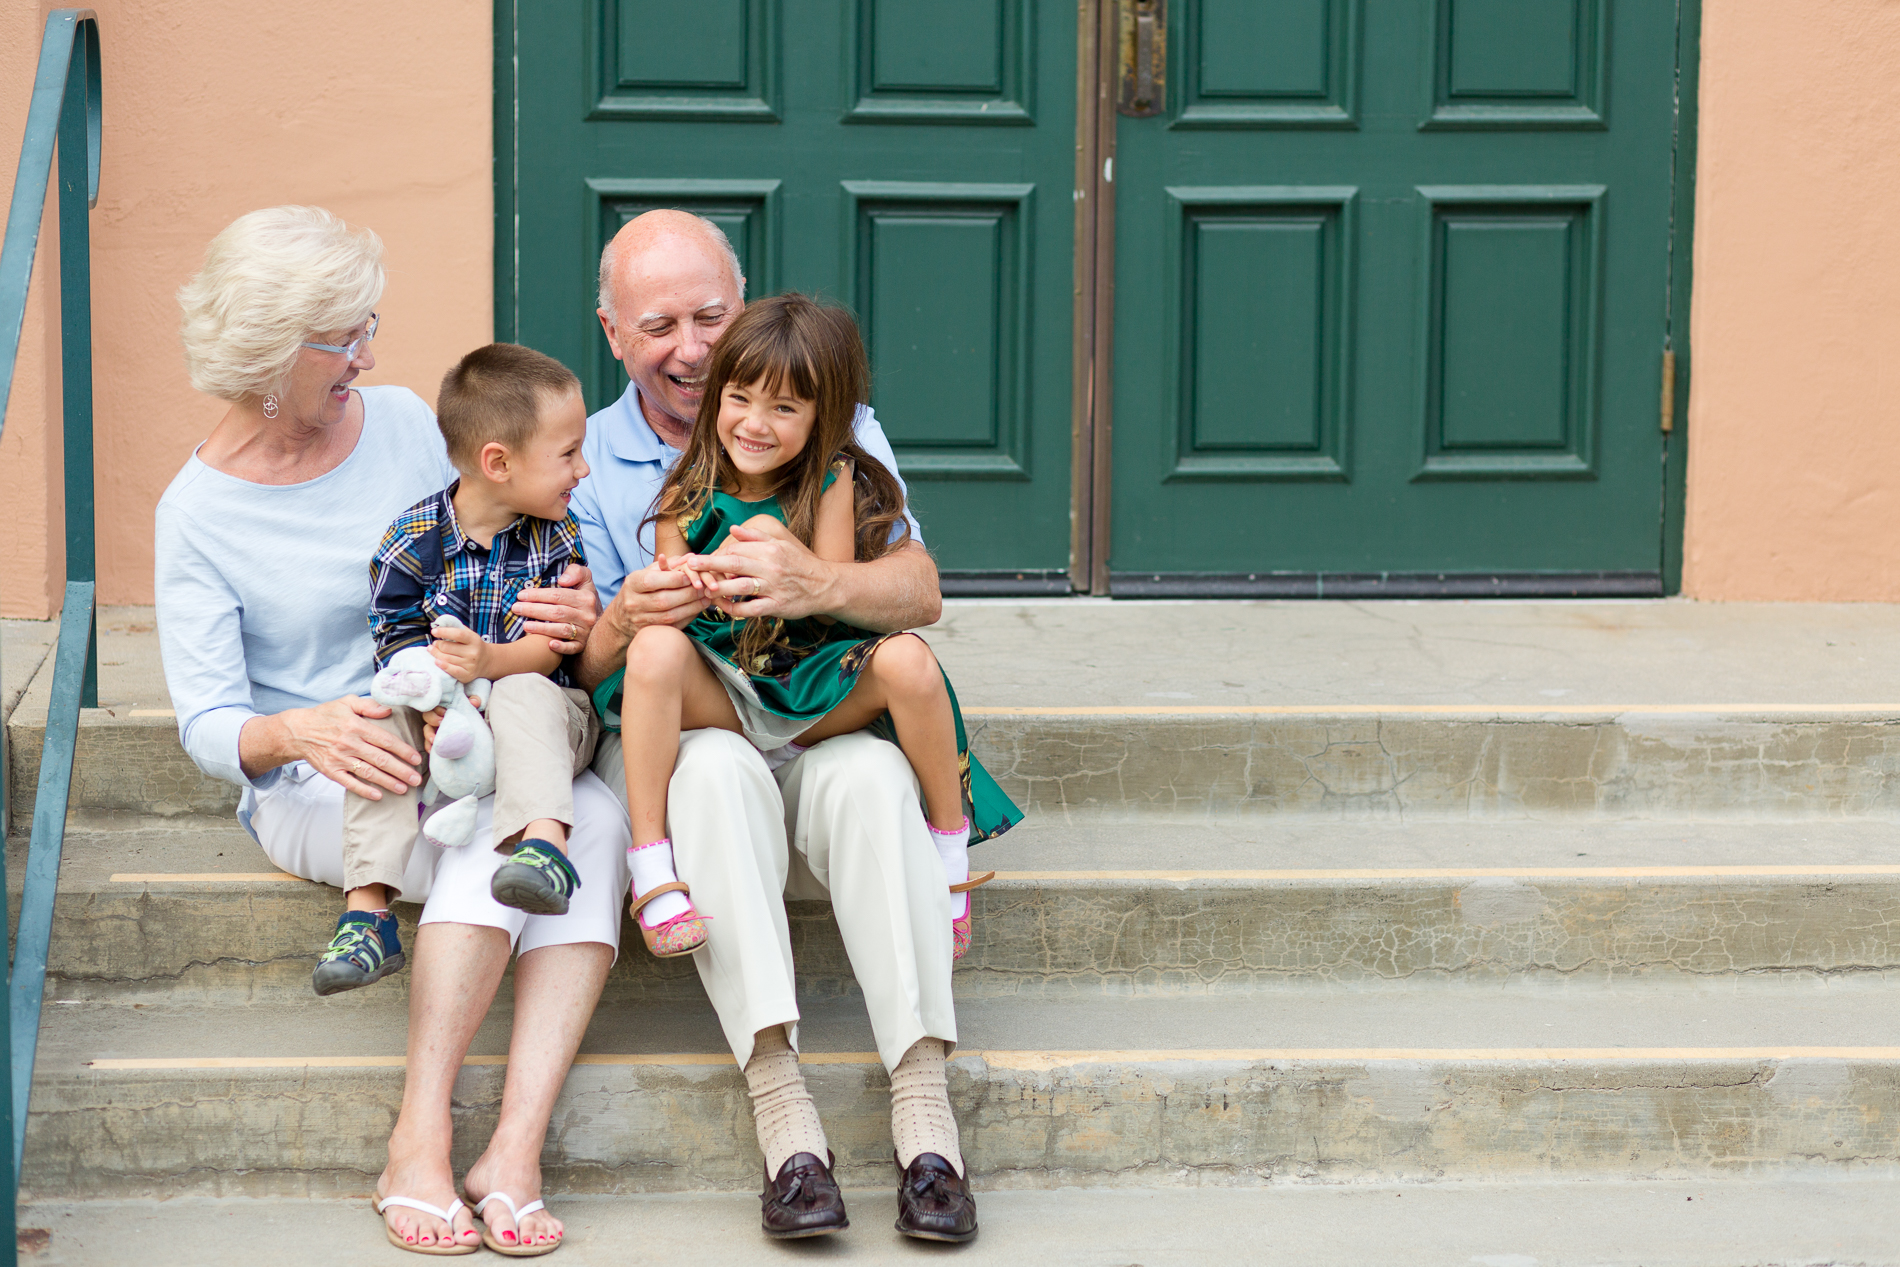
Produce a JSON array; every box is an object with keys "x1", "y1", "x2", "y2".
[{"x1": 248, "y1": 762, "x2": 630, "y2": 957}]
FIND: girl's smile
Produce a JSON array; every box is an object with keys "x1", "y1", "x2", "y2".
[{"x1": 717, "y1": 376, "x2": 817, "y2": 495}]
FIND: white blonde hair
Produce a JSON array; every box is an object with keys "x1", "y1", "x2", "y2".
[
  {"x1": 178, "y1": 206, "x2": 385, "y2": 402},
  {"x1": 596, "y1": 213, "x2": 744, "y2": 322}
]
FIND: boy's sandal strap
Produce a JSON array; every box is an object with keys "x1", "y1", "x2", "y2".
[
  {"x1": 629, "y1": 880, "x2": 692, "y2": 918},
  {"x1": 949, "y1": 871, "x2": 996, "y2": 894}
]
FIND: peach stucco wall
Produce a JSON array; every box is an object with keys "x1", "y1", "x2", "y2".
[
  {"x1": 0, "y1": 2, "x2": 492, "y2": 616},
  {"x1": 1682, "y1": 1, "x2": 1900, "y2": 599}
]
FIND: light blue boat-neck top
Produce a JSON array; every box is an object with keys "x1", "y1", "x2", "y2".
[
  {"x1": 570, "y1": 380, "x2": 923, "y2": 608},
  {"x1": 154, "y1": 384, "x2": 457, "y2": 805}
]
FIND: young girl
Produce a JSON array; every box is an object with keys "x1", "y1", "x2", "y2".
[{"x1": 590, "y1": 293, "x2": 1021, "y2": 961}]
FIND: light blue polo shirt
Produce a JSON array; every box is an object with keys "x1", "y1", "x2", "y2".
[{"x1": 572, "y1": 380, "x2": 923, "y2": 606}]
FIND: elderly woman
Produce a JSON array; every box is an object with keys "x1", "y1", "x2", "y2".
[{"x1": 157, "y1": 205, "x2": 623, "y2": 1255}]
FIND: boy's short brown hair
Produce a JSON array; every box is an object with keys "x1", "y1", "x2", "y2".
[{"x1": 436, "y1": 343, "x2": 581, "y2": 471}]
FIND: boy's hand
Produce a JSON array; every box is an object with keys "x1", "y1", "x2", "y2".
[{"x1": 429, "y1": 622, "x2": 488, "y2": 684}]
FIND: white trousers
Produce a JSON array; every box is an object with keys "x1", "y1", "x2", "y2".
[
  {"x1": 250, "y1": 761, "x2": 629, "y2": 955},
  {"x1": 593, "y1": 727, "x2": 956, "y2": 1072}
]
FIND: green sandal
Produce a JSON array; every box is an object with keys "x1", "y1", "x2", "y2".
[
  {"x1": 490, "y1": 840, "x2": 582, "y2": 915},
  {"x1": 312, "y1": 911, "x2": 405, "y2": 996}
]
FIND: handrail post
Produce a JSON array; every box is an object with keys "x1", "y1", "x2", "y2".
[{"x1": 58, "y1": 18, "x2": 99, "y2": 709}]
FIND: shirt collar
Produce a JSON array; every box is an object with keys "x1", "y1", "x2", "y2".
[
  {"x1": 439, "y1": 481, "x2": 524, "y2": 558},
  {"x1": 603, "y1": 380, "x2": 682, "y2": 466}
]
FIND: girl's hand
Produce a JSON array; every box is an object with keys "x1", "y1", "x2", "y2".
[
  {"x1": 429, "y1": 623, "x2": 489, "y2": 684},
  {"x1": 660, "y1": 552, "x2": 726, "y2": 603}
]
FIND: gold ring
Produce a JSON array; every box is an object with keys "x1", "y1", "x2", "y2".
[
  {"x1": 751, "y1": 577, "x2": 763, "y2": 597},
  {"x1": 351, "y1": 759, "x2": 364, "y2": 775},
  {"x1": 567, "y1": 623, "x2": 580, "y2": 639}
]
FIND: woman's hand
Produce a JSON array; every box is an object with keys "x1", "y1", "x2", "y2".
[
  {"x1": 281, "y1": 696, "x2": 424, "y2": 800},
  {"x1": 511, "y1": 562, "x2": 599, "y2": 655}
]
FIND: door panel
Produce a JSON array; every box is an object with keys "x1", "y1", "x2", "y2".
[
  {"x1": 1431, "y1": 0, "x2": 1605, "y2": 126},
  {"x1": 1166, "y1": 187, "x2": 1353, "y2": 481},
  {"x1": 1419, "y1": 187, "x2": 1601, "y2": 476},
  {"x1": 1109, "y1": 0, "x2": 1675, "y2": 589},
  {"x1": 846, "y1": 183, "x2": 1035, "y2": 479},
  {"x1": 1175, "y1": 0, "x2": 1356, "y2": 127},
  {"x1": 510, "y1": 0, "x2": 1075, "y2": 580}
]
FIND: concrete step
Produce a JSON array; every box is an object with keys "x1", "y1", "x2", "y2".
[
  {"x1": 26, "y1": 977, "x2": 1900, "y2": 1198},
  {"x1": 18, "y1": 704, "x2": 1900, "y2": 823},
  {"x1": 15, "y1": 605, "x2": 1900, "y2": 822},
  {"x1": 34, "y1": 813, "x2": 1900, "y2": 1004},
  {"x1": 24, "y1": 1176, "x2": 1900, "y2": 1267}
]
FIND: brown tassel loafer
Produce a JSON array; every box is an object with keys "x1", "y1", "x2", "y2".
[
  {"x1": 760, "y1": 1150, "x2": 849, "y2": 1239},
  {"x1": 893, "y1": 1151, "x2": 978, "y2": 1243}
]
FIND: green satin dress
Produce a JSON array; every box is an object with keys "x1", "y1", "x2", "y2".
[{"x1": 592, "y1": 472, "x2": 1022, "y2": 844}]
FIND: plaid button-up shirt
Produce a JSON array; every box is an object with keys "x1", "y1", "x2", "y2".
[{"x1": 367, "y1": 484, "x2": 586, "y2": 687}]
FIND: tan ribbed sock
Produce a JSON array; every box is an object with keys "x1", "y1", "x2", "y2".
[
  {"x1": 890, "y1": 1037, "x2": 964, "y2": 1176},
  {"x1": 742, "y1": 1025, "x2": 828, "y2": 1176}
]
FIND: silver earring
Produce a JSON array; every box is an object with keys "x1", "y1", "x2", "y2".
[{"x1": 262, "y1": 394, "x2": 279, "y2": 419}]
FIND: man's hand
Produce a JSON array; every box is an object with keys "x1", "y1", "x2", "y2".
[
  {"x1": 429, "y1": 622, "x2": 489, "y2": 684},
  {"x1": 687, "y1": 521, "x2": 835, "y2": 622},
  {"x1": 575, "y1": 559, "x2": 713, "y2": 690},
  {"x1": 511, "y1": 562, "x2": 599, "y2": 656},
  {"x1": 607, "y1": 559, "x2": 713, "y2": 636}
]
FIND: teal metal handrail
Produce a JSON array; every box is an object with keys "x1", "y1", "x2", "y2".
[{"x1": 0, "y1": 9, "x2": 102, "y2": 1253}]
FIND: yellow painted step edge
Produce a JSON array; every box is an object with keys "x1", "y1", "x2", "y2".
[
  {"x1": 87, "y1": 1047, "x2": 1900, "y2": 1071},
  {"x1": 109, "y1": 866, "x2": 1900, "y2": 884},
  {"x1": 105, "y1": 704, "x2": 1900, "y2": 720}
]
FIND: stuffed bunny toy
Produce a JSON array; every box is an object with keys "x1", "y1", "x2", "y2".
[{"x1": 368, "y1": 614, "x2": 495, "y2": 849}]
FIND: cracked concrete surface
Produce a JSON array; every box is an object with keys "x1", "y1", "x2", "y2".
[
  {"x1": 22, "y1": 711, "x2": 1900, "y2": 824},
  {"x1": 48, "y1": 872, "x2": 1900, "y2": 1001},
  {"x1": 972, "y1": 714, "x2": 1900, "y2": 819},
  {"x1": 28, "y1": 1052, "x2": 1900, "y2": 1198}
]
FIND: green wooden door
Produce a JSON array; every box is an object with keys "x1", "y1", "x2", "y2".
[
  {"x1": 501, "y1": 0, "x2": 1078, "y2": 588},
  {"x1": 1106, "y1": 0, "x2": 1679, "y2": 594}
]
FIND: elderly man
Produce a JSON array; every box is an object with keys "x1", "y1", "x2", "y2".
[{"x1": 571, "y1": 210, "x2": 978, "y2": 1243}]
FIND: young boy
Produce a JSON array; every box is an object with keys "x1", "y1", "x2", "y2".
[{"x1": 312, "y1": 343, "x2": 601, "y2": 996}]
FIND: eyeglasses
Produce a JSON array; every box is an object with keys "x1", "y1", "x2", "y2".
[{"x1": 302, "y1": 312, "x2": 379, "y2": 358}]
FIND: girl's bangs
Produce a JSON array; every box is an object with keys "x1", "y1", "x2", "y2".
[{"x1": 720, "y1": 319, "x2": 820, "y2": 404}]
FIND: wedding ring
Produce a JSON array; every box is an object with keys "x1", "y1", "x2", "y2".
[
  {"x1": 750, "y1": 577, "x2": 763, "y2": 597},
  {"x1": 351, "y1": 759, "x2": 365, "y2": 775},
  {"x1": 567, "y1": 623, "x2": 580, "y2": 639}
]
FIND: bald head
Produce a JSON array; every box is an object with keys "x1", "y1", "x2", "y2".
[
  {"x1": 595, "y1": 209, "x2": 748, "y2": 446},
  {"x1": 597, "y1": 210, "x2": 744, "y2": 322}
]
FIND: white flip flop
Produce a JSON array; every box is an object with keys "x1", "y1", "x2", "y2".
[
  {"x1": 370, "y1": 1193, "x2": 477, "y2": 1255},
  {"x1": 471, "y1": 1190, "x2": 562, "y2": 1257}
]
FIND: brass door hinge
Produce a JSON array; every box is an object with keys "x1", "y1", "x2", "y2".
[{"x1": 1660, "y1": 346, "x2": 1676, "y2": 433}]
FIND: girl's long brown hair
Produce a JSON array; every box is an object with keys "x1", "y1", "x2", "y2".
[{"x1": 648, "y1": 293, "x2": 913, "y2": 663}]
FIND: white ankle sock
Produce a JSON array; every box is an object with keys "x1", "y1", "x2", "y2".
[
  {"x1": 890, "y1": 1037, "x2": 963, "y2": 1175},
  {"x1": 629, "y1": 838, "x2": 691, "y2": 923},
  {"x1": 743, "y1": 1025, "x2": 828, "y2": 1175},
  {"x1": 928, "y1": 817, "x2": 972, "y2": 919}
]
